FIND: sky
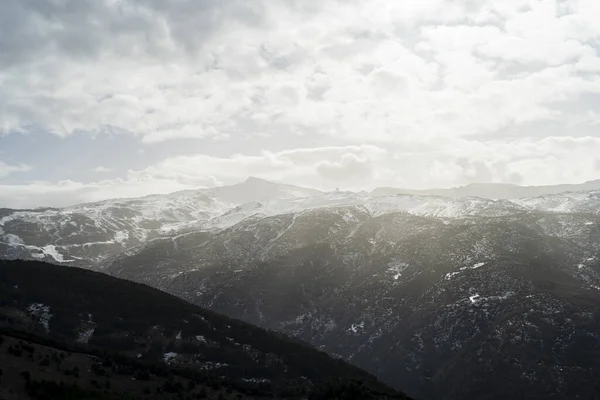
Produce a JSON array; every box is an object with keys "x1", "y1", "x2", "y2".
[{"x1": 1, "y1": 0, "x2": 600, "y2": 208}]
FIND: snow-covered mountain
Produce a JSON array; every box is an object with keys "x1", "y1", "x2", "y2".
[
  {"x1": 3, "y1": 178, "x2": 599, "y2": 266},
  {"x1": 3, "y1": 178, "x2": 600, "y2": 399},
  {"x1": 102, "y1": 194, "x2": 600, "y2": 400},
  {"x1": 0, "y1": 177, "x2": 320, "y2": 264}
]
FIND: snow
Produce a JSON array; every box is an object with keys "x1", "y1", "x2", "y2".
[
  {"x1": 242, "y1": 378, "x2": 271, "y2": 384},
  {"x1": 514, "y1": 191, "x2": 600, "y2": 214},
  {"x1": 27, "y1": 244, "x2": 72, "y2": 263},
  {"x1": 195, "y1": 335, "x2": 207, "y2": 343},
  {"x1": 445, "y1": 272, "x2": 461, "y2": 280},
  {"x1": 201, "y1": 362, "x2": 229, "y2": 370},
  {"x1": 40, "y1": 245, "x2": 69, "y2": 263},
  {"x1": 76, "y1": 314, "x2": 96, "y2": 344},
  {"x1": 28, "y1": 303, "x2": 52, "y2": 332},
  {"x1": 3, "y1": 234, "x2": 24, "y2": 245},
  {"x1": 176, "y1": 331, "x2": 182, "y2": 340},
  {"x1": 469, "y1": 292, "x2": 515, "y2": 305},
  {"x1": 387, "y1": 262, "x2": 408, "y2": 281},
  {"x1": 77, "y1": 327, "x2": 95, "y2": 344},
  {"x1": 163, "y1": 352, "x2": 178, "y2": 363},
  {"x1": 5, "y1": 182, "x2": 600, "y2": 270},
  {"x1": 348, "y1": 322, "x2": 364, "y2": 333},
  {"x1": 180, "y1": 191, "x2": 533, "y2": 231},
  {"x1": 202, "y1": 201, "x2": 264, "y2": 229},
  {"x1": 114, "y1": 231, "x2": 129, "y2": 243}
]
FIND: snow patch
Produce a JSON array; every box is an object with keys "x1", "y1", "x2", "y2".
[
  {"x1": 35, "y1": 245, "x2": 70, "y2": 263},
  {"x1": 114, "y1": 231, "x2": 129, "y2": 243},
  {"x1": 469, "y1": 292, "x2": 515, "y2": 305},
  {"x1": 387, "y1": 262, "x2": 408, "y2": 281},
  {"x1": 242, "y1": 378, "x2": 271, "y2": 384},
  {"x1": 28, "y1": 303, "x2": 52, "y2": 332},
  {"x1": 348, "y1": 321, "x2": 364, "y2": 333},
  {"x1": 163, "y1": 352, "x2": 178, "y2": 363},
  {"x1": 201, "y1": 362, "x2": 229, "y2": 370},
  {"x1": 472, "y1": 262, "x2": 486, "y2": 269},
  {"x1": 445, "y1": 272, "x2": 461, "y2": 280},
  {"x1": 77, "y1": 327, "x2": 95, "y2": 344},
  {"x1": 3, "y1": 233, "x2": 24, "y2": 245},
  {"x1": 195, "y1": 335, "x2": 207, "y2": 343}
]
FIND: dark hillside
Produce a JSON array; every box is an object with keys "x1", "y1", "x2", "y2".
[{"x1": 0, "y1": 259, "x2": 410, "y2": 400}]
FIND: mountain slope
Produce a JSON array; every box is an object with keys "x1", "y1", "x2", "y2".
[
  {"x1": 3, "y1": 177, "x2": 600, "y2": 267},
  {"x1": 0, "y1": 179, "x2": 320, "y2": 265},
  {"x1": 0, "y1": 259, "x2": 409, "y2": 400},
  {"x1": 4, "y1": 184, "x2": 600, "y2": 399},
  {"x1": 104, "y1": 205, "x2": 600, "y2": 400}
]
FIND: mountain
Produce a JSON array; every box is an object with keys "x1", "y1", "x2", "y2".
[
  {"x1": 206, "y1": 177, "x2": 322, "y2": 204},
  {"x1": 371, "y1": 179, "x2": 600, "y2": 199},
  {"x1": 0, "y1": 259, "x2": 408, "y2": 400},
  {"x1": 0, "y1": 178, "x2": 320, "y2": 265},
  {"x1": 3, "y1": 177, "x2": 600, "y2": 268},
  {"x1": 102, "y1": 193, "x2": 600, "y2": 400},
  {"x1": 3, "y1": 181, "x2": 600, "y2": 399},
  {"x1": 5, "y1": 181, "x2": 597, "y2": 267}
]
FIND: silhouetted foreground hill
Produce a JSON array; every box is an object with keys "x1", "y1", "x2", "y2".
[{"x1": 0, "y1": 259, "x2": 410, "y2": 400}]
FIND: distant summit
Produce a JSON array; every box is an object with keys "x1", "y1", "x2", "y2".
[
  {"x1": 207, "y1": 177, "x2": 322, "y2": 204},
  {"x1": 371, "y1": 179, "x2": 600, "y2": 199}
]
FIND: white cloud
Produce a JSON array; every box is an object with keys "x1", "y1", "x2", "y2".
[
  {"x1": 93, "y1": 166, "x2": 112, "y2": 173},
  {"x1": 1, "y1": 0, "x2": 600, "y2": 206},
  {"x1": 0, "y1": 145, "x2": 385, "y2": 208},
  {"x1": 134, "y1": 145, "x2": 388, "y2": 188},
  {"x1": 0, "y1": 162, "x2": 31, "y2": 179},
  {"x1": 1, "y1": 0, "x2": 600, "y2": 144},
  {"x1": 2, "y1": 137, "x2": 600, "y2": 208}
]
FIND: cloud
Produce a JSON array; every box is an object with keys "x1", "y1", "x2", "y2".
[
  {"x1": 0, "y1": 145, "x2": 388, "y2": 208},
  {"x1": 0, "y1": 162, "x2": 31, "y2": 179},
  {"x1": 3, "y1": 137, "x2": 600, "y2": 208},
  {"x1": 1, "y1": 0, "x2": 600, "y2": 145},
  {"x1": 1, "y1": 0, "x2": 600, "y2": 206},
  {"x1": 0, "y1": 179, "x2": 192, "y2": 209},
  {"x1": 93, "y1": 166, "x2": 112, "y2": 173},
  {"x1": 134, "y1": 145, "x2": 387, "y2": 187}
]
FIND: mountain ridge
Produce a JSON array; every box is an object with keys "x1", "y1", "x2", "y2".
[
  {"x1": 0, "y1": 259, "x2": 409, "y2": 400},
  {"x1": 3, "y1": 180, "x2": 600, "y2": 399},
  {"x1": 371, "y1": 179, "x2": 600, "y2": 199}
]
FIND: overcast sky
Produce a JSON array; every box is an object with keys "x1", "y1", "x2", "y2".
[{"x1": 1, "y1": 0, "x2": 600, "y2": 208}]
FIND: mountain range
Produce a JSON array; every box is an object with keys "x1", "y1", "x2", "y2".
[
  {"x1": 0, "y1": 259, "x2": 407, "y2": 400},
  {"x1": 2, "y1": 178, "x2": 600, "y2": 399},
  {"x1": 371, "y1": 179, "x2": 600, "y2": 199}
]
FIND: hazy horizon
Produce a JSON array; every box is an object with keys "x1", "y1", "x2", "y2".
[
  {"x1": 2, "y1": 175, "x2": 600, "y2": 209},
  {"x1": 2, "y1": 0, "x2": 600, "y2": 207}
]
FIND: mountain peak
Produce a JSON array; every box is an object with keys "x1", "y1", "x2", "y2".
[{"x1": 244, "y1": 176, "x2": 275, "y2": 185}]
